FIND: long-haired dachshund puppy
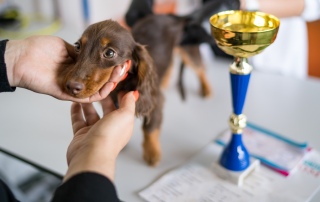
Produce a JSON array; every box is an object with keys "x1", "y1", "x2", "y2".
[{"x1": 64, "y1": 20, "x2": 161, "y2": 166}]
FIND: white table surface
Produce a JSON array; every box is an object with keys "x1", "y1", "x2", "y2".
[{"x1": 1, "y1": 26, "x2": 320, "y2": 201}]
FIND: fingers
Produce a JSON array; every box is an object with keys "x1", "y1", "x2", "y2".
[
  {"x1": 101, "y1": 90, "x2": 138, "y2": 116},
  {"x1": 108, "y1": 65, "x2": 122, "y2": 83},
  {"x1": 101, "y1": 96, "x2": 116, "y2": 116},
  {"x1": 117, "y1": 91, "x2": 127, "y2": 104},
  {"x1": 90, "y1": 60, "x2": 131, "y2": 102},
  {"x1": 91, "y1": 82, "x2": 115, "y2": 102},
  {"x1": 70, "y1": 102, "x2": 87, "y2": 134},
  {"x1": 109, "y1": 60, "x2": 131, "y2": 83},
  {"x1": 119, "y1": 91, "x2": 136, "y2": 114},
  {"x1": 81, "y1": 103, "x2": 100, "y2": 126}
]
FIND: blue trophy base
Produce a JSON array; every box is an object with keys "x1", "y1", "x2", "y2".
[
  {"x1": 212, "y1": 159, "x2": 260, "y2": 186},
  {"x1": 219, "y1": 133, "x2": 250, "y2": 171}
]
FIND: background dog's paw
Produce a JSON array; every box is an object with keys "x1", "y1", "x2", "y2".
[
  {"x1": 143, "y1": 141, "x2": 162, "y2": 167},
  {"x1": 201, "y1": 85, "x2": 213, "y2": 98}
]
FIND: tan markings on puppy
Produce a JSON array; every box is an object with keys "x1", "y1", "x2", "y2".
[
  {"x1": 138, "y1": 60, "x2": 148, "y2": 80},
  {"x1": 100, "y1": 38, "x2": 110, "y2": 47},
  {"x1": 75, "y1": 67, "x2": 114, "y2": 98},
  {"x1": 81, "y1": 36, "x2": 88, "y2": 45},
  {"x1": 177, "y1": 46, "x2": 212, "y2": 98},
  {"x1": 87, "y1": 67, "x2": 113, "y2": 90},
  {"x1": 142, "y1": 129, "x2": 162, "y2": 167}
]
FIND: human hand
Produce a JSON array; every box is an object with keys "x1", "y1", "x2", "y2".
[
  {"x1": 5, "y1": 35, "x2": 124, "y2": 103},
  {"x1": 64, "y1": 91, "x2": 138, "y2": 182}
]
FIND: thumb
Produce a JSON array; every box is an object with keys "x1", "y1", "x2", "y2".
[{"x1": 119, "y1": 91, "x2": 137, "y2": 114}]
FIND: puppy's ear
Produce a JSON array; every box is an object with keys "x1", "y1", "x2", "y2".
[{"x1": 132, "y1": 43, "x2": 158, "y2": 120}]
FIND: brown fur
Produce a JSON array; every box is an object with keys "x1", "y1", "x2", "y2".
[
  {"x1": 81, "y1": 36, "x2": 88, "y2": 45},
  {"x1": 64, "y1": 20, "x2": 137, "y2": 98},
  {"x1": 130, "y1": 15, "x2": 212, "y2": 166},
  {"x1": 131, "y1": 15, "x2": 212, "y2": 99},
  {"x1": 160, "y1": 57, "x2": 174, "y2": 89},
  {"x1": 64, "y1": 20, "x2": 161, "y2": 166},
  {"x1": 177, "y1": 46, "x2": 212, "y2": 97},
  {"x1": 143, "y1": 129, "x2": 161, "y2": 167}
]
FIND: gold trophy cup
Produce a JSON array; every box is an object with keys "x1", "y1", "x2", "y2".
[{"x1": 210, "y1": 11, "x2": 280, "y2": 186}]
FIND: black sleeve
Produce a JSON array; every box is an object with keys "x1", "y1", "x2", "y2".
[
  {"x1": 0, "y1": 179, "x2": 19, "y2": 202},
  {"x1": 51, "y1": 172, "x2": 120, "y2": 202},
  {"x1": 0, "y1": 39, "x2": 16, "y2": 93}
]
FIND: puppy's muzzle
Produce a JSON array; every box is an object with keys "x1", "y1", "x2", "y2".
[{"x1": 66, "y1": 80, "x2": 85, "y2": 95}]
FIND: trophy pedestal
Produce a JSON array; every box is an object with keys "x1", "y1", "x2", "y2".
[{"x1": 212, "y1": 159, "x2": 260, "y2": 186}]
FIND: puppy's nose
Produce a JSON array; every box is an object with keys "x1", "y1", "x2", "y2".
[{"x1": 66, "y1": 81, "x2": 84, "y2": 95}]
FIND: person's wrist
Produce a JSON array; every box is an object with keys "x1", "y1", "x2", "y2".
[
  {"x1": 87, "y1": 137, "x2": 119, "y2": 161},
  {"x1": 86, "y1": 129, "x2": 125, "y2": 157},
  {"x1": 4, "y1": 40, "x2": 22, "y2": 87},
  {"x1": 240, "y1": 0, "x2": 246, "y2": 10},
  {"x1": 64, "y1": 140, "x2": 118, "y2": 183}
]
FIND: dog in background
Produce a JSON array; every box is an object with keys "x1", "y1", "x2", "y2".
[
  {"x1": 126, "y1": 0, "x2": 240, "y2": 99},
  {"x1": 127, "y1": 0, "x2": 212, "y2": 100}
]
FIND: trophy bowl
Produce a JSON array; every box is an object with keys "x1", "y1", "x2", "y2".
[{"x1": 210, "y1": 10, "x2": 280, "y2": 58}]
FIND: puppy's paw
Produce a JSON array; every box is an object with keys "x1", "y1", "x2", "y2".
[{"x1": 143, "y1": 139, "x2": 162, "y2": 167}]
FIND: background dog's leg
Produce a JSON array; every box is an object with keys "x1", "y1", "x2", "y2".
[
  {"x1": 178, "y1": 45, "x2": 212, "y2": 98},
  {"x1": 160, "y1": 58, "x2": 174, "y2": 89},
  {"x1": 142, "y1": 93, "x2": 164, "y2": 166},
  {"x1": 178, "y1": 61, "x2": 186, "y2": 101}
]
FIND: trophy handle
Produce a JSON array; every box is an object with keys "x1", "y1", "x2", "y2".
[{"x1": 219, "y1": 57, "x2": 251, "y2": 171}]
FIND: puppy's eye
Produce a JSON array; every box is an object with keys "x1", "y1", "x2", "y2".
[
  {"x1": 104, "y1": 49, "x2": 115, "y2": 58},
  {"x1": 74, "y1": 43, "x2": 80, "y2": 52}
]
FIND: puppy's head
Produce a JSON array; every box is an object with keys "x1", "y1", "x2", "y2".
[
  {"x1": 65, "y1": 20, "x2": 158, "y2": 118},
  {"x1": 64, "y1": 20, "x2": 137, "y2": 98}
]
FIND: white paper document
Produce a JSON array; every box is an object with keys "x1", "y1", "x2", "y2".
[
  {"x1": 139, "y1": 164, "x2": 275, "y2": 202},
  {"x1": 139, "y1": 143, "x2": 320, "y2": 202}
]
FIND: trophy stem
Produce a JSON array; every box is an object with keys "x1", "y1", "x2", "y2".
[{"x1": 219, "y1": 57, "x2": 252, "y2": 171}]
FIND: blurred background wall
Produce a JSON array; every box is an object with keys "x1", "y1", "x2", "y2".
[
  {"x1": 0, "y1": 0, "x2": 319, "y2": 79},
  {"x1": 0, "y1": 0, "x2": 184, "y2": 32}
]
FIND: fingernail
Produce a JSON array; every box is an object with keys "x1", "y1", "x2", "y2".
[
  {"x1": 133, "y1": 90, "x2": 139, "y2": 102},
  {"x1": 111, "y1": 82, "x2": 117, "y2": 91},
  {"x1": 120, "y1": 63, "x2": 126, "y2": 76},
  {"x1": 120, "y1": 73, "x2": 128, "y2": 81}
]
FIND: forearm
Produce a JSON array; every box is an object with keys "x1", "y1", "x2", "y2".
[
  {"x1": 260, "y1": 0, "x2": 304, "y2": 18},
  {"x1": 241, "y1": 0, "x2": 305, "y2": 18}
]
